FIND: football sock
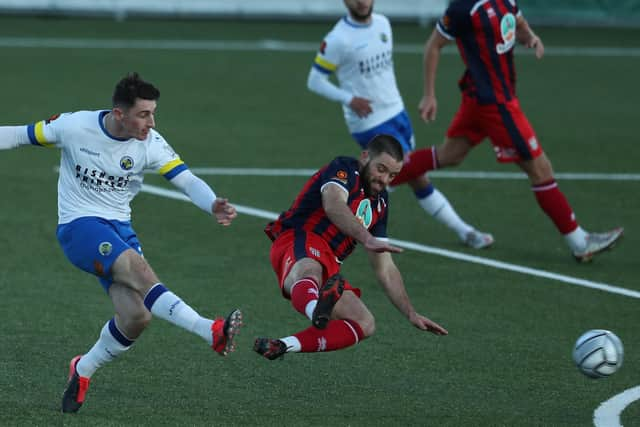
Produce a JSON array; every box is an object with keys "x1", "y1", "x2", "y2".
[
  {"x1": 143, "y1": 283, "x2": 214, "y2": 344},
  {"x1": 532, "y1": 179, "x2": 579, "y2": 235},
  {"x1": 390, "y1": 146, "x2": 439, "y2": 186},
  {"x1": 564, "y1": 226, "x2": 589, "y2": 252},
  {"x1": 290, "y1": 277, "x2": 319, "y2": 320},
  {"x1": 76, "y1": 318, "x2": 133, "y2": 378},
  {"x1": 291, "y1": 319, "x2": 364, "y2": 353},
  {"x1": 416, "y1": 184, "x2": 473, "y2": 240}
]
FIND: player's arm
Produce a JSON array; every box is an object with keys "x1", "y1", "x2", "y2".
[
  {"x1": 419, "y1": 28, "x2": 451, "y2": 123},
  {"x1": 516, "y1": 14, "x2": 544, "y2": 59},
  {"x1": 0, "y1": 126, "x2": 33, "y2": 150},
  {"x1": 367, "y1": 250, "x2": 448, "y2": 335},
  {"x1": 169, "y1": 169, "x2": 237, "y2": 226},
  {"x1": 0, "y1": 116, "x2": 63, "y2": 150},
  {"x1": 307, "y1": 37, "x2": 372, "y2": 118},
  {"x1": 321, "y1": 183, "x2": 400, "y2": 253}
]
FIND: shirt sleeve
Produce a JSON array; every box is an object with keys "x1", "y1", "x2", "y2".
[
  {"x1": 311, "y1": 29, "x2": 344, "y2": 76},
  {"x1": 146, "y1": 132, "x2": 188, "y2": 180},
  {"x1": 436, "y1": 1, "x2": 469, "y2": 40},
  {"x1": 318, "y1": 157, "x2": 356, "y2": 196},
  {"x1": 25, "y1": 112, "x2": 67, "y2": 148}
]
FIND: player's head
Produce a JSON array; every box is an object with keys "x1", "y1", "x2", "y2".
[
  {"x1": 344, "y1": 0, "x2": 374, "y2": 22},
  {"x1": 111, "y1": 72, "x2": 160, "y2": 140},
  {"x1": 359, "y1": 134, "x2": 403, "y2": 197}
]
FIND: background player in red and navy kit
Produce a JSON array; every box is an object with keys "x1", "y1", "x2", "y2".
[
  {"x1": 418, "y1": 0, "x2": 623, "y2": 262},
  {"x1": 255, "y1": 134, "x2": 447, "y2": 360}
]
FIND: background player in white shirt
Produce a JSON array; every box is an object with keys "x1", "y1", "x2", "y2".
[
  {"x1": 0, "y1": 72, "x2": 243, "y2": 413},
  {"x1": 307, "y1": 0, "x2": 493, "y2": 249}
]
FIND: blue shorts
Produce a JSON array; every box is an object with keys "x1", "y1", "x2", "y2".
[
  {"x1": 56, "y1": 217, "x2": 143, "y2": 291},
  {"x1": 351, "y1": 110, "x2": 416, "y2": 154}
]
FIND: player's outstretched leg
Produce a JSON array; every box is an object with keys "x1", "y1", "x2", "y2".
[
  {"x1": 312, "y1": 274, "x2": 344, "y2": 329},
  {"x1": 61, "y1": 355, "x2": 90, "y2": 413},
  {"x1": 253, "y1": 338, "x2": 288, "y2": 360},
  {"x1": 572, "y1": 227, "x2": 624, "y2": 263},
  {"x1": 211, "y1": 309, "x2": 243, "y2": 356}
]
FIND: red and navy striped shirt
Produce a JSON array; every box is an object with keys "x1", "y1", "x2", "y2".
[
  {"x1": 437, "y1": 0, "x2": 521, "y2": 104},
  {"x1": 265, "y1": 156, "x2": 389, "y2": 262}
]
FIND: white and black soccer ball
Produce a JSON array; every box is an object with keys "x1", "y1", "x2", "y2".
[{"x1": 572, "y1": 329, "x2": 624, "y2": 378}]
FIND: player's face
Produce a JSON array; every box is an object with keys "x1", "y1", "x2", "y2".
[
  {"x1": 118, "y1": 98, "x2": 157, "y2": 141},
  {"x1": 360, "y1": 151, "x2": 402, "y2": 197},
  {"x1": 344, "y1": 0, "x2": 373, "y2": 22}
]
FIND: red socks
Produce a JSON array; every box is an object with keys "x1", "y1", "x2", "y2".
[
  {"x1": 294, "y1": 319, "x2": 365, "y2": 352},
  {"x1": 290, "y1": 278, "x2": 319, "y2": 316},
  {"x1": 532, "y1": 179, "x2": 578, "y2": 234},
  {"x1": 391, "y1": 146, "x2": 439, "y2": 186}
]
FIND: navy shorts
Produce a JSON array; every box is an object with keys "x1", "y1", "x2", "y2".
[
  {"x1": 56, "y1": 217, "x2": 143, "y2": 291},
  {"x1": 351, "y1": 110, "x2": 416, "y2": 154}
]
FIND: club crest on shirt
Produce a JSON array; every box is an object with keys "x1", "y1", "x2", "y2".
[
  {"x1": 380, "y1": 32, "x2": 388, "y2": 43},
  {"x1": 355, "y1": 199, "x2": 373, "y2": 228},
  {"x1": 45, "y1": 113, "x2": 61, "y2": 124},
  {"x1": 334, "y1": 170, "x2": 348, "y2": 184},
  {"x1": 98, "y1": 241, "x2": 113, "y2": 256},
  {"x1": 496, "y1": 13, "x2": 516, "y2": 54},
  {"x1": 120, "y1": 156, "x2": 134, "y2": 171}
]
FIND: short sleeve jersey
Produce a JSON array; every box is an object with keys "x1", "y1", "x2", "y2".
[
  {"x1": 312, "y1": 14, "x2": 404, "y2": 133},
  {"x1": 437, "y1": 0, "x2": 522, "y2": 104},
  {"x1": 265, "y1": 156, "x2": 389, "y2": 262},
  {"x1": 26, "y1": 110, "x2": 187, "y2": 224}
]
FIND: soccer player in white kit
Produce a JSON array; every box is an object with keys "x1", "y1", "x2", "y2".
[
  {"x1": 0, "y1": 73, "x2": 243, "y2": 413},
  {"x1": 307, "y1": 0, "x2": 493, "y2": 249}
]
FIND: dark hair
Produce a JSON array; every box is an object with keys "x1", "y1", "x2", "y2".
[
  {"x1": 112, "y1": 72, "x2": 160, "y2": 109},
  {"x1": 367, "y1": 134, "x2": 404, "y2": 162}
]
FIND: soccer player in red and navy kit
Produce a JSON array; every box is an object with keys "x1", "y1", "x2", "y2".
[
  {"x1": 418, "y1": 0, "x2": 623, "y2": 262},
  {"x1": 254, "y1": 134, "x2": 447, "y2": 360}
]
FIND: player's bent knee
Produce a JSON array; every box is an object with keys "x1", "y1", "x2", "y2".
[{"x1": 358, "y1": 316, "x2": 376, "y2": 338}]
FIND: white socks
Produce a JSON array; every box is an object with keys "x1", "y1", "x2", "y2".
[
  {"x1": 76, "y1": 319, "x2": 132, "y2": 378},
  {"x1": 564, "y1": 226, "x2": 588, "y2": 252},
  {"x1": 417, "y1": 188, "x2": 474, "y2": 240},
  {"x1": 144, "y1": 284, "x2": 214, "y2": 345}
]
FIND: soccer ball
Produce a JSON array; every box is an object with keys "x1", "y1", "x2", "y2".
[{"x1": 572, "y1": 329, "x2": 624, "y2": 378}]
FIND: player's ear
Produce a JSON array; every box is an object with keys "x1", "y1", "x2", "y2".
[
  {"x1": 360, "y1": 150, "x2": 370, "y2": 164},
  {"x1": 112, "y1": 107, "x2": 125, "y2": 120}
]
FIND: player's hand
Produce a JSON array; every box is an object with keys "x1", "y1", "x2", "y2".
[
  {"x1": 364, "y1": 236, "x2": 403, "y2": 254},
  {"x1": 419, "y1": 95, "x2": 437, "y2": 122},
  {"x1": 212, "y1": 198, "x2": 237, "y2": 226},
  {"x1": 409, "y1": 312, "x2": 448, "y2": 335},
  {"x1": 349, "y1": 96, "x2": 373, "y2": 118},
  {"x1": 529, "y1": 36, "x2": 544, "y2": 59}
]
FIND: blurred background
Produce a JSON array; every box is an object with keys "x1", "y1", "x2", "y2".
[{"x1": 1, "y1": 0, "x2": 639, "y2": 26}]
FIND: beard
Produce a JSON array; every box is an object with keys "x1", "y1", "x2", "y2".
[
  {"x1": 360, "y1": 162, "x2": 383, "y2": 197},
  {"x1": 348, "y1": 3, "x2": 373, "y2": 22}
]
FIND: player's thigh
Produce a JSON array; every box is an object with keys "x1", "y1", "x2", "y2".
[
  {"x1": 110, "y1": 249, "x2": 160, "y2": 295},
  {"x1": 56, "y1": 217, "x2": 140, "y2": 285},
  {"x1": 485, "y1": 101, "x2": 542, "y2": 163},
  {"x1": 333, "y1": 291, "x2": 375, "y2": 336},
  {"x1": 438, "y1": 136, "x2": 474, "y2": 166}
]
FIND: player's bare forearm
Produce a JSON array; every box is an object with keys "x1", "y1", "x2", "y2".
[
  {"x1": 322, "y1": 186, "x2": 373, "y2": 245},
  {"x1": 422, "y1": 30, "x2": 443, "y2": 98}
]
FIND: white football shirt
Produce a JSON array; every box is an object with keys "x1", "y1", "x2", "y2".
[
  {"x1": 26, "y1": 110, "x2": 187, "y2": 224},
  {"x1": 312, "y1": 13, "x2": 404, "y2": 133}
]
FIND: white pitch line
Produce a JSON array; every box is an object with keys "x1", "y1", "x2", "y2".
[
  {"x1": 190, "y1": 167, "x2": 640, "y2": 181},
  {"x1": 0, "y1": 37, "x2": 639, "y2": 57},
  {"x1": 141, "y1": 183, "x2": 640, "y2": 299},
  {"x1": 594, "y1": 386, "x2": 640, "y2": 427}
]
